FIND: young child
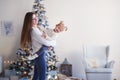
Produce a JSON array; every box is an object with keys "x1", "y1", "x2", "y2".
[{"x1": 27, "y1": 21, "x2": 67, "y2": 60}]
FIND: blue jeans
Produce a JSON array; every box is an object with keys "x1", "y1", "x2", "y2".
[{"x1": 32, "y1": 45, "x2": 48, "y2": 80}]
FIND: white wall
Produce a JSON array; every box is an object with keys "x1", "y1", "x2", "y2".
[
  {"x1": 0, "y1": 0, "x2": 34, "y2": 68},
  {"x1": 0, "y1": 0, "x2": 120, "y2": 79},
  {"x1": 45, "y1": 0, "x2": 120, "y2": 79}
]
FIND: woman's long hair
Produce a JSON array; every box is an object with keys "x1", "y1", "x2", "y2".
[{"x1": 20, "y1": 12, "x2": 33, "y2": 49}]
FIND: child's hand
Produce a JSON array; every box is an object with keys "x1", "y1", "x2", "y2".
[{"x1": 42, "y1": 31, "x2": 47, "y2": 38}]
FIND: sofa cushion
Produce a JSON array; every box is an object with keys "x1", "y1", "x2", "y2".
[
  {"x1": 84, "y1": 45, "x2": 108, "y2": 68},
  {"x1": 86, "y1": 68, "x2": 113, "y2": 73}
]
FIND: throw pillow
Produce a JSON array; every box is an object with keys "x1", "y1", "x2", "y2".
[{"x1": 87, "y1": 58, "x2": 99, "y2": 68}]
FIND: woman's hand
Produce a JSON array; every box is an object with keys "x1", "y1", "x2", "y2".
[{"x1": 42, "y1": 31, "x2": 47, "y2": 38}]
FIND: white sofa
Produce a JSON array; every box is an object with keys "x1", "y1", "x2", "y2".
[
  {"x1": 0, "y1": 56, "x2": 2, "y2": 74},
  {"x1": 83, "y1": 45, "x2": 115, "y2": 80}
]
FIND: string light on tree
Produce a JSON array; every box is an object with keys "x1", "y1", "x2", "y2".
[{"x1": 9, "y1": 47, "x2": 34, "y2": 79}]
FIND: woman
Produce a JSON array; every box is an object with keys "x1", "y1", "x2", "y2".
[{"x1": 20, "y1": 12, "x2": 65, "y2": 80}]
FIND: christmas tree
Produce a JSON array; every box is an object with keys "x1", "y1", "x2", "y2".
[
  {"x1": 9, "y1": 47, "x2": 34, "y2": 79},
  {"x1": 33, "y1": 0, "x2": 59, "y2": 80},
  {"x1": 33, "y1": 0, "x2": 49, "y2": 28}
]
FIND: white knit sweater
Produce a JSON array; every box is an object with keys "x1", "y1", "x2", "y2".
[{"x1": 31, "y1": 27, "x2": 57, "y2": 54}]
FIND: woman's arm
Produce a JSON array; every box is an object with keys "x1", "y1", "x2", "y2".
[
  {"x1": 32, "y1": 29, "x2": 56, "y2": 47},
  {"x1": 45, "y1": 28, "x2": 58, "y2": 41}
]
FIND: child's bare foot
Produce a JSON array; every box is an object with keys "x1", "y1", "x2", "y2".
[{"x1": 27, "y1": 54, "x2": 38, "y2": 60}]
